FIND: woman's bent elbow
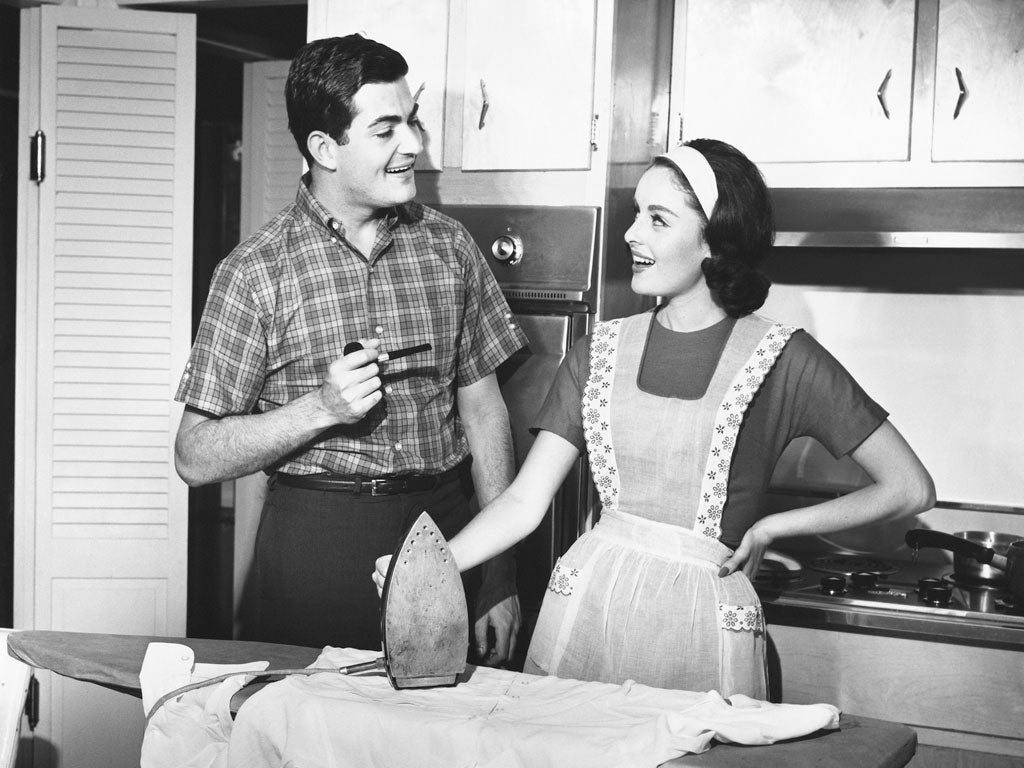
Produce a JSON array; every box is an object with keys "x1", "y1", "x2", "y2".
[{"x1": 903, "y1": 469, "x2": 936, "y2": 517}]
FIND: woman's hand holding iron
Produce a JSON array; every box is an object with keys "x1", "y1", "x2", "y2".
[{"x1": 372, "y1": 555, "x2": 390, "y2": 595}]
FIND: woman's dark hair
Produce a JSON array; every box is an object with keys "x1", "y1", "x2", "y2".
[
  {"x1": 654, "y1": 138, "x2": 774, "y2": 317},
  {"x1": 285, "y1": 35, "x2": 409, "y2": 166}
]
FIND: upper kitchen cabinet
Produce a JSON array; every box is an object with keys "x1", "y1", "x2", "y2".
[
  {"x1": 930, "y1": 0, "x2": 1024, "y2": 163},
  {"x1": 672, "y1": 0, "x2": 916, "y2": 165},
  {"x1": 671, "y1": 0, "x2": 1024, "y2": 187},
  {"x1": 306, "y1": 0, "x2": 450, "y2": 170},
  {"x1": 307, "y1": 0, "x2": 614, "y2": 205},
  {"x1": 459, "y1": 0, "x2": 598, "y2": 171}
]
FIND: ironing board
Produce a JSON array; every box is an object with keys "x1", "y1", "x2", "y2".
[{"x1": 6, "y1": 630, "x2": 916, "y2": 768}]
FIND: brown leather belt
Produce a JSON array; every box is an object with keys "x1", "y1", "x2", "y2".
[{"x1": 274, "y1": 465, "x2": 461, "y2": 496}]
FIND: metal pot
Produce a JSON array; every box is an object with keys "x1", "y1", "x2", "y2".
[{"x1": 904, "y1": 529, "x2": 1024, "y2": 600}]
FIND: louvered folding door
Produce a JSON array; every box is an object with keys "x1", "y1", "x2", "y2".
[{"x1": 15, "y1": 6, "x2": 194, "y2": 766}]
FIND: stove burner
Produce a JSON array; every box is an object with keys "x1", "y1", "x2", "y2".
[{"x1": 807, "y1": 555, "x2": 899, "y2": 578}]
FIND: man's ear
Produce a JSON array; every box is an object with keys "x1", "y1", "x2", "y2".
[{"x1": 307, "y1": 130, "x2": 339, "y2": 171}]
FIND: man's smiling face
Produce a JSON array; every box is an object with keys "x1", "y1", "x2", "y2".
[{"x1": 331, "y1": 78, "x2": 423, "y2": 216}]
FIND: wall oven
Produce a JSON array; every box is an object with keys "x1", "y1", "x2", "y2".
[{"x1": 434, "y1": 205, "x2": 600, "y2": 631}]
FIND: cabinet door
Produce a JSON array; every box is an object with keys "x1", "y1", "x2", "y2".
[
  {"x1": 931, "y1": 0, "x2": 1024, "y2": 162},
  {"x1": 318, "y1": 0, "x2": 450, "y2": 170},
  {"x1": 460, "y1": 0, "x2": 597, "y2": 171},
  {"x1": 672, "y1": 0, "x2": 916, "y2": 163}
]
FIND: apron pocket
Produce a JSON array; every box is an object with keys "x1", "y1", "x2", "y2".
[
  {"x1": 546, "y1": 557, "x2": 581, "y2": 597},
  {"x1": 718, "y1": 603, "x2": 764, "y2": 633}
]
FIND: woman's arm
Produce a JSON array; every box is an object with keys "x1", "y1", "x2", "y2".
[
  {"x1": 374, "y1": 430, "x2": 581, "y2": 589},
  {"x1": 720, "y1": 420, "x2": 936, "y2": 580}
]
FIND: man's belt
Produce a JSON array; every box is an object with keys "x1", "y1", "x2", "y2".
[{"x1": 274, "y1": 465, "x2": 462, "y2": 496}]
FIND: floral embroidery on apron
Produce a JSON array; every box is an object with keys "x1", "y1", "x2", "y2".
[
  {"x1": 546, "y1": 557, "x2": 580, "y2": 597},
  {"x1": 583, "y1": 319, "x2": 623, "y2": 510},
  {"x1": 718, "y1": 603, "x2": 764, "y2": 632},
  {"x1": 695, "y1": 324, "x2": 797, "y2": 541}
]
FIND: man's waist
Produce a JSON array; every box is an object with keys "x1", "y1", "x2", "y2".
[{"x1": 273, "y1": 462, "x2": 467, "y2": 496}]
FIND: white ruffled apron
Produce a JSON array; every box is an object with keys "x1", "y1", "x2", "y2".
[{"x1": 526, "y1": 312, "x2": 796, "y2": 696}]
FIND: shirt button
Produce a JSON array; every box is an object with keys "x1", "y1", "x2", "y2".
[
  {"x1": 331, "y1": 237, "x2": 338, "y2": 243},
  {"x1": 394, "y1": 441, "x2": 403, "y2": 451},
  {"x1": 384, "y1": 386, "x2": 393, "y2": 394},
  {"x1": 375, "y1": 325, "x2": 384, "y2": 334}
]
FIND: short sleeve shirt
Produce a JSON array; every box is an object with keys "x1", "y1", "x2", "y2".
[
  {"x1": 175, "y1": 178, "x2": 527, "y2": 476},
  {"x1": 534, "y1": 319, "x2": 888, "y2": 547}
]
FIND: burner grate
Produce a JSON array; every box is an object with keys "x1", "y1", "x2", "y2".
[{"x1": 807, "y1": 555, "x2": 899, "y2": 577}]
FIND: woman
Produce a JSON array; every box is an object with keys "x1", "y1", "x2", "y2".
[{"x1": 374, "y1": 139, "x2": 935, "y2": 697}]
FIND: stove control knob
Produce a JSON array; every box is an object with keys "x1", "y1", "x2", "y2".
[
  {"x1": 491, "y1": 233, "x2": 524, "y2": 265},
  {"x1": 850, "y1": 571, "x2": 878, "y2": 590},
  {"x1": 819, "y1": 575, "x2": 847, "y2": 596},
  {"x1": 922, "y1": 584, "x2": 953, "y2": 607},
  {"x1": 916, "y1": 577, "x2": 943, "y2": 599}
]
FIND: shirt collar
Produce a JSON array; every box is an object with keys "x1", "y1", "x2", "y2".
[{"x1": 296, "y1": 173, "x2": 411, "y2": 237}]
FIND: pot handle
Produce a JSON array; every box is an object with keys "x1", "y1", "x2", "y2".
[{"x1": 904, "y1": 529, "x2": 995, "y2": 564}]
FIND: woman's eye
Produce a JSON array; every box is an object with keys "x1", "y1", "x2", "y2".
[
  {"x1": 376, "y1": 128, "x2": 395, "y2": 139},
  {"x1": 651, "y1": 215, "x2": 666, "y2": 227}
]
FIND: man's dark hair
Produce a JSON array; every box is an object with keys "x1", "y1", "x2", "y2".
[{"x1": 285, "y1": 34, "x2": 409, "y2": 166}]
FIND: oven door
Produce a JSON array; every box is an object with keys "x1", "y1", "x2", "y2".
[{"x1": 496, "y1": 304, "x2": 592, "y2": 621}]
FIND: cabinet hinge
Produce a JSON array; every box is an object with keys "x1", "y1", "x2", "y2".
[{"x1": 590, "y1": 114, "x2": 599, "y2": 152}]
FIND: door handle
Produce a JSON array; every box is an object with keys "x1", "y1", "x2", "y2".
[
  {"x1": 876, "y1": 69, "x2": 892, "y2": 120},
  {"x1": 953, "y1": 67, "x2": 968, "y2": 119},
  {"x1": 478, "y1": 79, "x2": 489, "y2": 130}
]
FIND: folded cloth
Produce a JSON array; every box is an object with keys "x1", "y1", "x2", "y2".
[{"x1": 223, "y1": 648, "x2": 840, "y2": 768}]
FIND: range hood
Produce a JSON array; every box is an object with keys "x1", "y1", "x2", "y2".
[{"x1": 772, "y1": 187, "x2": 1024, "y2": 249}]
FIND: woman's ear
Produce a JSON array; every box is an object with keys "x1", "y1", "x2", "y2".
[{"x1": 306, "y1": 130, "x2": 339, "y2": 171}]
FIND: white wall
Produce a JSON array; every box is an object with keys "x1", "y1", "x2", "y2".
[{"x1": 763, "y1": 286, "x2": 1024, "y2": 508}]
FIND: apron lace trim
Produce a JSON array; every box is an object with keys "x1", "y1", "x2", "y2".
[
  {"x1": 695, "y1": 324, "x2": 796, "y2": 541},
  {"x1": 718, "y1": 603, "x2": 764, "y2": 633},
  {"x1": 583, "y1": 319, "x2": 624, "y2": 510}
]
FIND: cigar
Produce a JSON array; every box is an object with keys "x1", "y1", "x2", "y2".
[{"x1": 344, "y1": 341, "x2": 432, "y2": 362}]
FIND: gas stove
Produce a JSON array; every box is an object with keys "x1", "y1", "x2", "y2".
[{"x1": 755, "y1": 553, "x2": 1024, "y2": 640}]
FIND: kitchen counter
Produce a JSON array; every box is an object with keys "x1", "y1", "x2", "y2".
[{"x1": 762, "y1": 589, "x2": 1024, "y2": 651}]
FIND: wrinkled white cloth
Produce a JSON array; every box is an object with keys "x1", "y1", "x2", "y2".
[
  {"x1": 216, "y1": 648, "x2": 839, "y2": 768},
  {"x1": 140, "y1": 643, "x2": 269, "y2": 768}
]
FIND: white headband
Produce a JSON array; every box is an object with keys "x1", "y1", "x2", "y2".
[{"x1": 655, "y1": 145, "x2": 718, "y2": 221}]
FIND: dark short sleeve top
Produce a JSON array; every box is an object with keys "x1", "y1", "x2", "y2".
[{"x1": 534, "y1": 316, "x2": 888, "y2": 547}]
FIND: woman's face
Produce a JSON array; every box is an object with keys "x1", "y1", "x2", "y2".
[{"x1": 624, "y1": 164, "x2": 711, "y2": 303}]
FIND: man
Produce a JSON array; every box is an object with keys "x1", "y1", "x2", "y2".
[{"x1": 174, "y1": 35, "x2": 526, "y2": 663}]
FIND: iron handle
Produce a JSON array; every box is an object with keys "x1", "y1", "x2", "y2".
[
  {"x1": 478, "y1": 79, "x2": 489, "y2": 130},
  {"x1": 953, "y1": 67, "x2": 968, "y2": 119},
  {"x1": 29, "y1": 129, "x2": 45, "y2": 184},
  {"x1": 876, "y1": 68, "x2": 892, "y2": 120}
]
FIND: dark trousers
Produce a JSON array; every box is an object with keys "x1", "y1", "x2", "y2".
[{"x1": 246, "y1": 466, "x2": 478, "y2": 651}]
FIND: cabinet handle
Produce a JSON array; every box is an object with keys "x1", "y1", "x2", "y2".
[
  {"x1": 29, "y1": 128, "x2": 46, "y2": 184},
  {"x1": 478, "y1": 79, "x2": 489, "y2": 130},
  {"x1": 876, "y1": 69, "x2": 892, "y2": 120},
  {"x1": 953, "y1": 67, "x2": 968, "y2": 119}
]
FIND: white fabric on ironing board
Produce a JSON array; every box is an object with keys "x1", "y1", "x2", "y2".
[{"x1": 222, "y1": 647, "x2": 839, "y2": 768}]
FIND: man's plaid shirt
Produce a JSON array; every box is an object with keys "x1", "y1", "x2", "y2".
[{"x1": 175, "y1": 178, "x2": 527, "y2": 476}]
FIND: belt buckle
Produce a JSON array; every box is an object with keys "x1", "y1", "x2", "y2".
[{"x1": 370, "y1": 479, "x2": 386, "y2": 496}]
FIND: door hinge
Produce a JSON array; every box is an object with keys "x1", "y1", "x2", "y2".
[
  {"x1": 590, "y1": 114, "x2": 599, "y2": 152},
  {"x1": 29, "y1": 129, "x2": 45, "y2": 184},
  {"x1": 26, "y1": 675, "x2": 39, "y2": 731}
]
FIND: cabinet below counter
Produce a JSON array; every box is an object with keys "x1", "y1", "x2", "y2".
[{"x1": 764, "y1": 605, "x2": 1024, "y2": 759}]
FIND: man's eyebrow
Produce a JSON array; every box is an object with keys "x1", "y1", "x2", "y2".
[{"x1": 367, "y1": 103, "x2": 420, "y2": 129}]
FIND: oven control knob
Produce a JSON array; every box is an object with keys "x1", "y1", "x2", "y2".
[
  {"x1": 850, "y1": 571, "x2": 877, "y2": 590},
  {"x1": 819, "y1": 575, "x2": 847, "y2": 596},
  {"x1": 922, "y1": 584, "x2": 953, "y2": 607},
  {"x1": 491, "y1": 233, "x2": 524, "y2": 265}
]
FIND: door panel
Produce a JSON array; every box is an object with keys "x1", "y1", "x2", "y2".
[{"x1": 16, "y1": 6, "x2": 194, "y2": 766}]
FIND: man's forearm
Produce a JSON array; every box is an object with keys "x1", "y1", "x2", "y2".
[{"x1": 175, "y1": 391, "x2": 334, "y2": 486}]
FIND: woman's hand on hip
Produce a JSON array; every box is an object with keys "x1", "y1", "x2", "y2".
[{"x1": 719, "y1": 522, "x2": 773, "y2": 581}]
